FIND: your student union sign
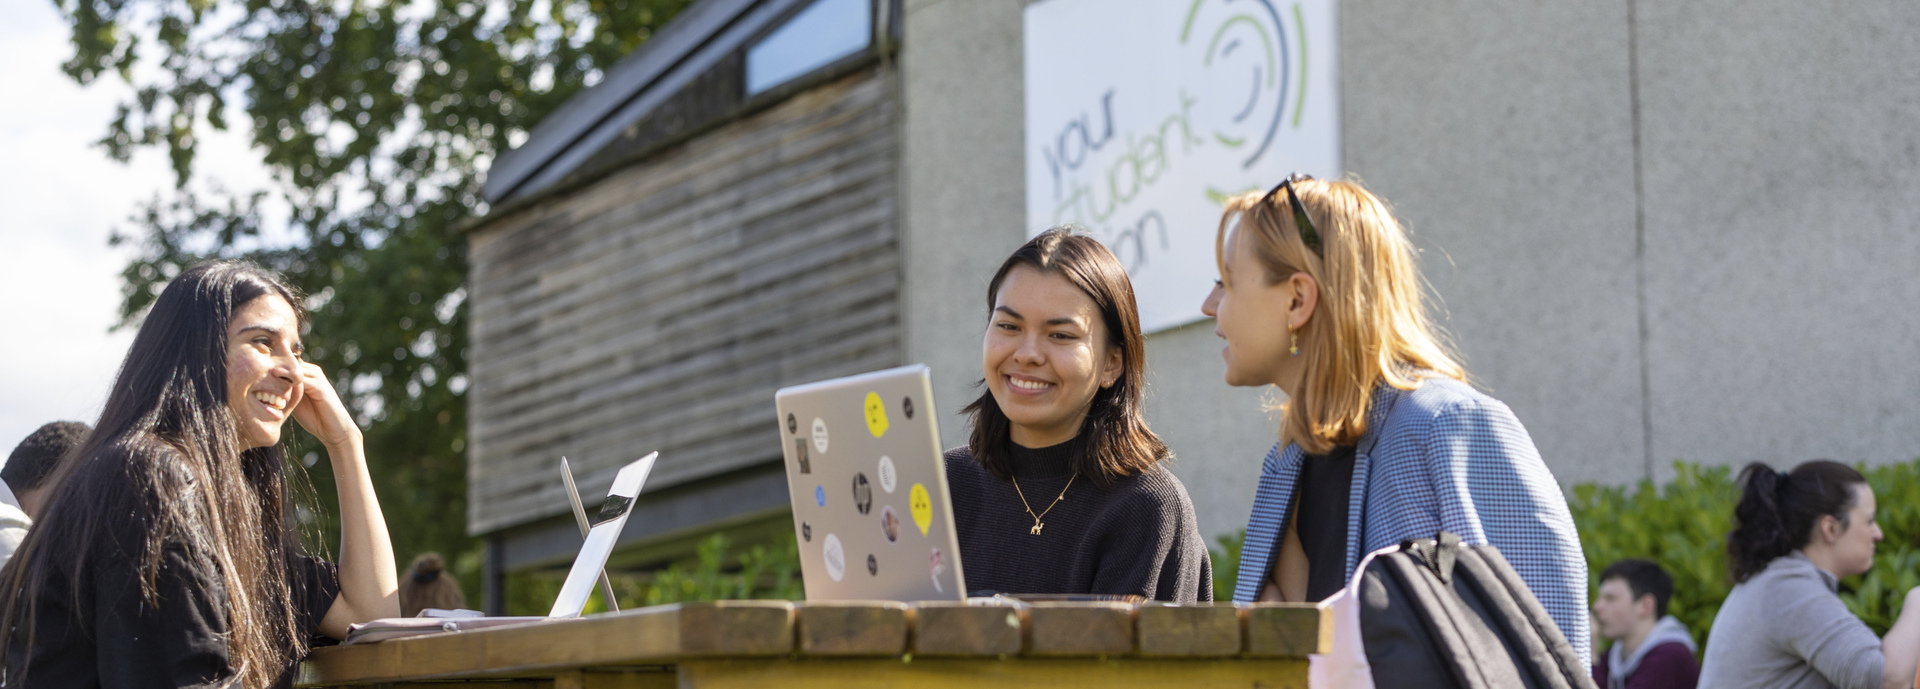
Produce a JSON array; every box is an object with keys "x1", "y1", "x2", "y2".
[{"x1": 1024, "y1": 0, "x2": 1341, "y2": 332}]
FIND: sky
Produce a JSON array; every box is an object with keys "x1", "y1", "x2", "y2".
[{"x1": 0, "y1": 0, "x2": 274, "y2": 461}]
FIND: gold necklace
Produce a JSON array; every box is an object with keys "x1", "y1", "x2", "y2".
[{"x1": 1010, "y1": 474, "x2": 1075, "y2": 536}]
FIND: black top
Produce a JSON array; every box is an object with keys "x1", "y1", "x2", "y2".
[
  {"x1": 1291, "y1": 444, "x2": 1357, "y2": 602},
  {"x1": 944, "y1": 442, "x2": 1213, "y2": 602},
  {"x1": 4, "y1": 485, "x2": 339, "y2": 688}
]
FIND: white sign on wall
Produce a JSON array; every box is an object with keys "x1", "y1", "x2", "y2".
[{"x1": 1024, "y1": 0, "x2": 1341, "y2": 333}]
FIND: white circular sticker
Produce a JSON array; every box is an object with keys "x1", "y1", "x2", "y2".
[
  {"x1": 811, "y1": 417, "x2": 830, "y2": 454},
  {"x1": 822, "y1": 533, "x2": 846, "y2": 581},
  {"x1": 877, "y1": 456, "x2": 897, "y2": 493}
]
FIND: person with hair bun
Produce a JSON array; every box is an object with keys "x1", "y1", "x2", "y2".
[
  {"x1": 946, "y1": 228, "x2": 1212, "y2": 602},
  {"x1": 1201, "y1": 175, "x2": 1591, "y2": 659},
  {"x1": 399, "y1": 553, "x2": 468, "y2": 617},
  {"x1": 1698, "y1": 461, "x2": 1920, "y2": 689}
]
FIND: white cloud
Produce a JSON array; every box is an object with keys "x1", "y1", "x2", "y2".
[{"x1": 0, "y1": 0, "x2": 275, "y2": 457}]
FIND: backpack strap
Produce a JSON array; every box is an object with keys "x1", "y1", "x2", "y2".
[
  {"x1": 1448, "y1": 545, "x2": 1596, "y2": 689},
  {"x1": 1367, "y1": 545, "x2": 1520, "y2": 687},
  {"x1": 1399, "y1": 532, "x2": 1461, "y2": 585}
]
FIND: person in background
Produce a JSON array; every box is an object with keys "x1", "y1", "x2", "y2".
[
  {"x1": 1201, "y1": 174, "x2": 1591, "y2": 659},
  {"x1": 1592, "y1": 558, "x2": 1700, "y2": 689},
  {"x1": 946, "y1": 228, "x2": 1213, "y2": 602},
  {"x1": 399, "y1": 553, "x2": 468, "y2": 616},
  {"x1": 1699, "y1": 461, "x2": 1920, "y2": 689},
  {"x1": 0, "y1": 421, "x2": 90, "y2": 568}
]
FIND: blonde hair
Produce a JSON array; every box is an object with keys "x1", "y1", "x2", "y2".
[{"x1": 1216, "y1": 177, "x2": 1464, "y2": 454}]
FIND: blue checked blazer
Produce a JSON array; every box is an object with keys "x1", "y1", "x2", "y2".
[{"x1": 1232, "y1": 376, "x2": 1591, "y2": 662}]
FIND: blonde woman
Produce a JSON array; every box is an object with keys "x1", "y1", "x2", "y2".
[{"x1": 1200, "y1": 175, "x2": 1590, "y2": 660}]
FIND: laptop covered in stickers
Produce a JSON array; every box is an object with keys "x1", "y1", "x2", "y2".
[{"x1": 774, "y1": 364, "x2": 967, "y2": 601}]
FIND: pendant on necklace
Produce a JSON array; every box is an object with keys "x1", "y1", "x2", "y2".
[{"x1": 1030, "y1": 523, "x2": 1043, "y2": 535}]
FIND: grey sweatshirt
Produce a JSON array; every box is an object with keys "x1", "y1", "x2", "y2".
[{"x1": 1698, "y1": 551, "x2": 1883, "y2": 689}]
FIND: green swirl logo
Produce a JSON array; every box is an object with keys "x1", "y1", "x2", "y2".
[{"x1": 1181, "y1": 0, "x2": 1308, "y2": 170}]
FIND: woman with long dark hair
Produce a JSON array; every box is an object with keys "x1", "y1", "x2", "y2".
[
  {"x1": 945, "y1": 228, "x2": 1211, "y2": 602},
  {"x1": 1698, "y1": 461, "x2": 1920, "y2": 689},
  {"x1": 0, "y1": 261, "x2": 398, "y2": 687}
]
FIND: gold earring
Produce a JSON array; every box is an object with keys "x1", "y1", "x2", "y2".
[{"x1": 1289, "y1": 330, "x2": 1299, "y2": 357}]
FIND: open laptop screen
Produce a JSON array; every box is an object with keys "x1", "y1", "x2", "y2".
[{"x1": 549, "y1": 452, "x2": 657, "y2": 618}]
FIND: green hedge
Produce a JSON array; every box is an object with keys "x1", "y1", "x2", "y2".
[
  {"x1": 1210, "y1": 531, "x2": 1245, "y2": 600},
  {"x1": 1207, "y1": 459, "x2": 1920, "y2": 652},
  {"x1": 507, "y1": 533, "x2": 800, "y2": 615},
  {"x1": 1570, "y1": 463, "x2": 1736, "y2": 650}
]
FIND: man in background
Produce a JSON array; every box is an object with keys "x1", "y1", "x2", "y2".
[
  {"x1": 1592, "y1": 558, "x2": 1700, "y2": 689},
  {"x1": 0, "y1": 421, "x2": 90, "y2": 568}
]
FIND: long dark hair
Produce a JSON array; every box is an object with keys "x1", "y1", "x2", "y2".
[
  {"x1": 963, "y1": 228, "x2": 1169, "y2": 485},
  {"x1": 1727, "y1": 460, "x2": 1866, "y2": 584},
  {"x1": 0, "y1": 261, "x2": 313, "y2": 686}
]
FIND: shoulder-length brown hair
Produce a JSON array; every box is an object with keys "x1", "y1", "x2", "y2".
[
  {"x1": 963, "y1": 228, "x2": 1169, "y2": 485},
  {"x1": 1216, "y1": 178, "x2": 1465, "y2": 454}
]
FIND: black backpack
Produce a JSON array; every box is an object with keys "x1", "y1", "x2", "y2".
[{"x1": 1353, "y1": 532, "x2": 1596, "y2": 689}]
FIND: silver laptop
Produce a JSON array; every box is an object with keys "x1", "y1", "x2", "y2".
[
  {"x1": 549, "y1": 452, "x2": 656, "y2": 617},
  {"x1": 343, "y1": 452, "x2": 658, "y2": 643},
  {"x1": 774, "y1": 365, "x2": 966, "y2": 601}
]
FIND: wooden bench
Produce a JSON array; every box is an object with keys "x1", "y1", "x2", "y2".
[{"x1": 296, "y1": 600, "x2": 1328, "y2": 688}]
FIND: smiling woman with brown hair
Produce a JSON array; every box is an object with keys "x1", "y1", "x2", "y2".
[
  {"x1": 0, "y1": 260, "x2": 398, "y2": 687},
  {"x1": 944, "y1": 228, "x2": 1211, "y2": 603}
]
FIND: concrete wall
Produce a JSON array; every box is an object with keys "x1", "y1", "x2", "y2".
[
  {"x1": 1347, "y1": 0, "x2": 1920, "y2": 483},
  {"x1": 1342, "y1": 0, "x2": 1646, "y2": 487},
  {"x1": 1633, "y1": 0, "x2": 1920, "y2": 475},
  {"x1": 898, "y1": 0, "x2": 1025, "y2": 456},
  {"x1": 901, "y1": 0, "x2": 1920, "y2": 542}
]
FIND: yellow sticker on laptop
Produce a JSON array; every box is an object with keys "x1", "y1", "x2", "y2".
[
  {"x1": 863, "y1": 392, "x2": 888, "y2": 437},
  {"x1": 909, "y1": 483, "x2": 932, "y2": 536}
]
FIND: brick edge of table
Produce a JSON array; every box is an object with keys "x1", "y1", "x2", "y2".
[{"x1": 296, "y1": 600, "x2": 1329, "y2": 687}]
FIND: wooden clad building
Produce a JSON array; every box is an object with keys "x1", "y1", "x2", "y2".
[{"x1": 467, "y1": 0, "x2": 901, "y2": 610}]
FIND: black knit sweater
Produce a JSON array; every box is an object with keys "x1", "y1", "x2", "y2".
[{"x1": 944, "y1": 442, "x2": 1213, "y2": 602}]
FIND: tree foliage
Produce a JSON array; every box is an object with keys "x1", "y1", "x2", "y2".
[{"x1": 56, "y1": 0, "x2": 696, "y2": 598}]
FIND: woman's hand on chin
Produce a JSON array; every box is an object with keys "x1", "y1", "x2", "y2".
[{"x1": 291, "y1": 361, "x2": 362, "y2": 451}]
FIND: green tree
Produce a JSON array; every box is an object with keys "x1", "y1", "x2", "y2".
[{"x1": 54, "y1": 0, "x2": 696, "y2": 599}]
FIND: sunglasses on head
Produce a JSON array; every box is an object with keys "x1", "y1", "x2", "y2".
[{"x1": 1260, "y1": 173, "x2": 1322, "y2": 257}]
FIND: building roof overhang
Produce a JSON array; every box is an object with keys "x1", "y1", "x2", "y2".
[{"x1": 483, "y1": 0, "x2": 816, "y2": 205}]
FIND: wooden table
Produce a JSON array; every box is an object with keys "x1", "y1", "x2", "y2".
[{"x1": 296, "y1": 600, "x2": 1328, "y2": 688}]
